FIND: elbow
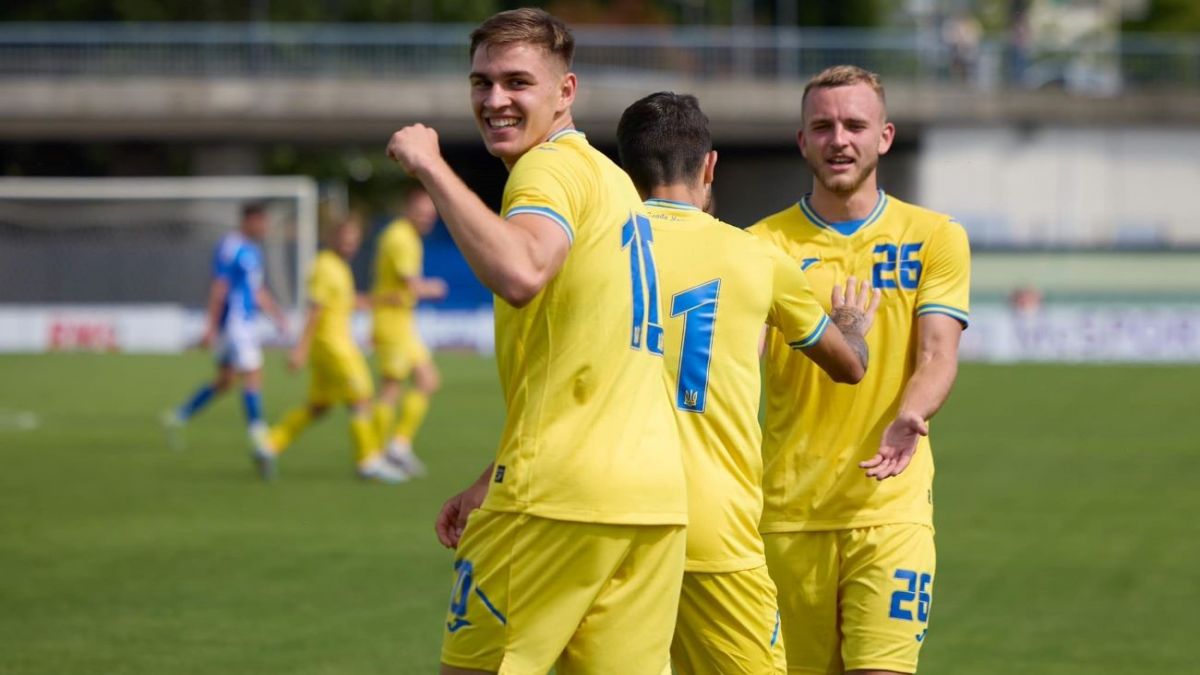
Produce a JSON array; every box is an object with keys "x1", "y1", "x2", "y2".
[
  {"x1": 493, "y1": 270, "x2": 546, "y2": 309},
  {"x1": 831, "y1": 361, "x2": 866, "y2": 385}
]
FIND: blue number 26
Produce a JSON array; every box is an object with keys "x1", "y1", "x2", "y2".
[
  {"x1": 872, "y1": 242, "x2": 923, "y2": 290},
  {"x1": 889, "y1": 569, "x2": 932, "y2": 622}
]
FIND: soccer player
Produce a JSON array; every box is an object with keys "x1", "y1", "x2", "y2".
[
  {"x1": 749, "y1": 66, "x2": 971, "y2": 675},
  {"x1": 386, "y1": 9, "x2": 686, "y2": 674},
  {"x1": 617, "y1": 91, "x2": 878, "y2": 675},
  {"x1": 163, "y1": 203, "x2": 287, "y2": 455},
  {"x1": 370, "y1": 185, "x2": 448, "y2": 477},
  {"x1": 258, "y1": 217, "x2": 407, "y2": 484}
]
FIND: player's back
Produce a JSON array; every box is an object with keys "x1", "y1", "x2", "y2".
[
  {"x1": 212, "y1": 232, "x2": 263, "y2": 331},
  {"x1": 749, "y1": 191, "x2": 971, "y2": 532},
  {"x1": 483, "y1": 129, "x2": 685, "y2": 526},
  {"x1": 308, "y1": 250, "x2": 357, "y2": 354},
  {"x1": 647, "y1": 199, "x2": 829, "y2": 571},
  {"x1": 371, "y1": 219, "x2": 422, "y2": 336}
]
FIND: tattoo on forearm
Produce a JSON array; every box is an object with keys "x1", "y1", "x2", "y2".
[{"x1": 831, "y1": 307, "x2": 869, "y2": 370}]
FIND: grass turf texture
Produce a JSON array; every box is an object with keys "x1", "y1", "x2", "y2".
[{"x1": 0, "y1": 353, "x2": 1195, "y2": 674}]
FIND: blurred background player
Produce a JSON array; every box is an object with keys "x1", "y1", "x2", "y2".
[
  {"x1": 259, "y1": 216, "x2": 407, "y2": 484},
  {"x1": 370, "y1": 184, "x2": 448, "y2": 478},
  {"x1": 163, "y1": 203, "x2": 287, "y2": 453},
  {"x1": 749, "y1": 65, "x2": 970, "y2": 675},
  {"x1": 389, "y1": 9, "x2": 686, "y2": 674},
  {"x1": 617, "y1": 91, "x2": 878, "y2": 675}
]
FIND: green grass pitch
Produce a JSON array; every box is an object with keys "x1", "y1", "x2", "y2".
[{"x1": 0, "y1": 353, "x2": 1195, "y2": 674}]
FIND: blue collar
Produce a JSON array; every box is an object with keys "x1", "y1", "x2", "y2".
[
  {"x1": 644, "y1": 198, "x2": 701, "y2": 212},
  {"x1": 798, "y1": 190, "x2": 888, "y2": 236}
]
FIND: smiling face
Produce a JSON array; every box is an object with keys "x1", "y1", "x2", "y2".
[
  {"x1": 799, "y1": 82, "x2": 895, "y2": 198},
  {"x1": 470, "y1": 42, "x2": 576, "y2": 167}
]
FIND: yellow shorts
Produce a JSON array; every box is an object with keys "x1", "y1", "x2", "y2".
[
  {"x1": 440, "y1": 509, "x2": 686, "y2": 675},
  {"x1": 672, "y1": 565, "x2": 786, "y2": 675},
  {"x1": 375, "y1": 335, "x2": 431, "y2": 381},
  {"x1": 308, "y1": 347, "x2": 373, "y2": 406},
  {"x1": 764, "y1": 524, "x2": 935, "y2": 674}
]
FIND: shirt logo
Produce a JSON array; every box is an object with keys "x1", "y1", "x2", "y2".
[
  {"x1": 494, "y1": 465, "x2": 506, "y2": 483},
  {"x1": 800, "y1": 257, "x2": 820, "y2": 271},
  {"x1": 683, "y1": 390, "x2": 700, "y2": 409}
]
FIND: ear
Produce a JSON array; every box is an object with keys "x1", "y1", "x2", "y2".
[
  {"x1": 797, "y1": 128, "x2": 808, "y2": 159},
  {"x1": 703, "y1": 150, "x2": 718, "y2": 186},
  {"x1": 877, "y1": 120, "x2": 896, "y2": 156},
  {"x1": 558, "y1": 72, "x2": 577, "y2": 113}
]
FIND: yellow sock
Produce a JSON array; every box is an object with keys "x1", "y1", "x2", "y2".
[
  {"x1": 372, "y1": 400, "x2": 396, "y2": 445},
  {"x1": 349, "y1": 413, "x2": 379, "y2": 465},
  {"x1": 394, "y1": 391, "x2": 430, "y2": 442},
  {"x1": 267, "y1": 407, "x2": 312, "y2": 455}
]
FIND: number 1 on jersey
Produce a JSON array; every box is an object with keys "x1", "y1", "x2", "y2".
[
  {"x1": 622, "y1": 214, "x2": 664, "y2": 356},
  {"x1": 671, "y1": 279, "x2": 720, "y2": 413}
]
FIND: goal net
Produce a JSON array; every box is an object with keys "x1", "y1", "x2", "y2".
[{"x1": 0, "y1": 176, "x2": 317, "y2": 352}]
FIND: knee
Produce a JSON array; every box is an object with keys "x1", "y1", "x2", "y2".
[{"x1": 417, "y1": 365, "x2": 441, "y2": 395}]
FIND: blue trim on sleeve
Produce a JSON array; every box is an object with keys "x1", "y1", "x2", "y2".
[
  {"x1": 788, "y1": 313, "x2": 830, "y2": 349},
  {"x1": 916, "y1": 303, "x2": 970, "y2": 328},
  {"x1": 505, "y1": 206, "x2": 574, "y2": 245}
]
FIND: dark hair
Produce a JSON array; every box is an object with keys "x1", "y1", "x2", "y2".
[
  {"x1": 470, "y1": 8, "x2": 574, "y2": 70},
  {"x1": 241, "y1": 202, "x2": 268, "y2": 219},
  {"x1": 616, "y1": 92, "x2": 712, "y2": 192}
]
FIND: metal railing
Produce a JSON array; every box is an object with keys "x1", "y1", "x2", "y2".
[{"x1": 0, "y1": 22, "x2": 1197, "y2": 93}]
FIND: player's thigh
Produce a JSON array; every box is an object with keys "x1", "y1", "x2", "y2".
[
  {"x1": 555, "y1": 523, "x2": 685, "y2": 675},
  {"x1": 672, "y1": 566, "x2": 785, "y2": 675},
  {"x1": 306, "y1": 355, "x2": 337, "y2": 408},
  {"x1": 839, "y1": 524, "x2": 936, "y2": 674},
  {"x1": 763, "y1": 532, "x2": 841, "y2": 675},
  {"x1": 442, "y1": 514, "x2": 675, "y2": 675},
  {"x1": 375, "y1": 341, "x2": 414, "y2": 382},
  {"x1": 322, "y1": 347, "x2": 375, "y2": 405},
  {"x1": 440, "y1": 510, "x2": 518, "y2": 674}
]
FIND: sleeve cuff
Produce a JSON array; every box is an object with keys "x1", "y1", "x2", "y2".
[
  {"x1": 788, "y1": 314, "x2": 830, "y2": 350},
  {"x1": 916, "y1": 303, "x2": 969, "y2": 328},
  {"x1": 505, "y1": 206, "x2": 575, "y2": 246}
]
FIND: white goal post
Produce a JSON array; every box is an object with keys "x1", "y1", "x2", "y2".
[{"x1": 0, "y1": 175, "x2": 318, "y2": 352}]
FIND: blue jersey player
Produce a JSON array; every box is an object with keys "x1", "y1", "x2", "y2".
[{"x1": 164, "y1": 203, "x2": 288, "y2": 464}]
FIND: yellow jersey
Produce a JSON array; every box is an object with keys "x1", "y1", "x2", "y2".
[
  {"x1": 648, "y1": 199, "x2": 830, "y2": 572},
  {"x1": 481, "y1": 129, "x2": 686, "y2": 526},
  {"x1": 307, "y1": 250, "x2": 358, "y2": 355},
  {"x1": 749, "y1": 190, "x2": 970, "y2": 532},
  {"x1": 371, "y1": 218, "x2": 423, "y2": 344}
]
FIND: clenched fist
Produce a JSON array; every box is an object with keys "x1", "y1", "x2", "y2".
[{"x1": 386, "y1": 124, "x2": 443, "y2": 176}]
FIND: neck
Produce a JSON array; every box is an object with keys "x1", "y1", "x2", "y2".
[
  {"x1": 504, "y1": 112, "x2": 575, "y2": 171},
  {"x1": 807, "y1": 177, "x2": 880, "y2": 221},
  {"x1": 646, "y1": 182, "x2": 706, "y2": 210}
]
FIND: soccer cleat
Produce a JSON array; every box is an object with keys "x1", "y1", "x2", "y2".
[
  {"x1": 249, "y1": 424, "x2": 277, "y2": 482},
  {"x1": 384, "y1": 438, "x2": 427, "y2": 478},
  {"x1": 251, "y1": 445, "x2": 277, "y2": 482},
  {"x1": 160, "y1": 409, "x2": 186, "y2": 451},
  {"x1": 358, "y1": 454, "x2": 410, "y2": 484}
]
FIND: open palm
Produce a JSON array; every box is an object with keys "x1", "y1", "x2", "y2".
[{"x1": 860, "y1": 411, "x2": 928, "y2": 480}]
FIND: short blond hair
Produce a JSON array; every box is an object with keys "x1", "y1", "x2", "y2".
[
  {"x1": 802, "y1": 65, "x2": 887, "y2": 121},
  {"x1": 469, "y1": 8, "x2": 574, "y2": 70}
]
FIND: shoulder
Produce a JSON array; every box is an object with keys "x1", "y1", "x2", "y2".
[
  {"x1": 747, "y1": 203, "x2": 802, "y2": 237},
  {"x1": 885, "y1": 194, "x2": 959, "y2": 232}
]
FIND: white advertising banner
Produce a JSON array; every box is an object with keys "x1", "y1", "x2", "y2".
[
  {"x1": 4, "y1": 303, "x2": 1199, "y2": 362},
  {"x1": 0, "y1": 305, "x2": 495, "y2": 355},
  {"x1": 962, "y1": 304, "x2": 1200, "y2": 363}
]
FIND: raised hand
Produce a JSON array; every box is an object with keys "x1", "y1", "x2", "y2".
[{"x1": 386, "y1": 124, "x2": 443, "y2": 177}]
